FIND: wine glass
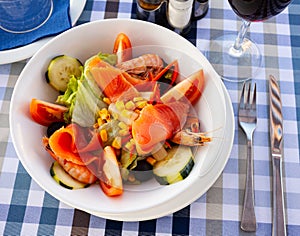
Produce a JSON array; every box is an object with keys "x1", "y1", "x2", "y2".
[{"x1": 206, "y1": 0, "x2": 292, "y2": 82}]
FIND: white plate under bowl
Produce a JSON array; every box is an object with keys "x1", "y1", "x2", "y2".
[
  {"x1": 10, "y1": 19, "x2": 234, "y2": 220},
  {"x1": 0, "y1": 0, "x2": 86, "y2": 65}
]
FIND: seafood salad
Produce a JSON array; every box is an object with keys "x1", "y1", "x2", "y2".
[{"x1": 29, "y1": 33, "x2": 212, "y2": 197}]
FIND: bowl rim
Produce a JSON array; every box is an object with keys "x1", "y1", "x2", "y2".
[{"x1": 9, "y1": 18, "x2": 234, "y2": 217}]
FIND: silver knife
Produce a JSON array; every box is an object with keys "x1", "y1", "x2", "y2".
[{"x1": 269, "y1": 75, "x2": 287, "y2": 236}]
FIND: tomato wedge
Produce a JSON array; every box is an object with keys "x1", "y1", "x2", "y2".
[
  {"x1": 113, "y1": 33, "x2": 132, "y2": 64},
  {"x1": 30, "y1": 98, "x2": 68, "y2": 126},
  {"x1": 153, "y1": 60, "x2": 178, "y2": 82},
  {"x1": 160, "y1": 69, "x2": 205, "y2": 105},
  {"x1": 99, "y1": 146, "x2": 123, "y2": 197}
]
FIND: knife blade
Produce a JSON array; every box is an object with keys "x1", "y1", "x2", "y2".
[{"x1": 269, "y1": 75, "x2": 287, "y2": 236}]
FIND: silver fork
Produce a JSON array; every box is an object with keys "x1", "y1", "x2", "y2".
[{"x1": 238, "y1": 82, "x2": 257, "y2": 232}]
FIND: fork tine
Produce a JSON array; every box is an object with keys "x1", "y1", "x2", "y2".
[
  {"x1": 252, "y1": 83, "x2": 257, "y2": 111},
  {"x1": 246, "y1": 82, "x2": 251, "y2": 108},
  {"x1": 239, "y1": 82, "x2": 246, "y2": 109}
]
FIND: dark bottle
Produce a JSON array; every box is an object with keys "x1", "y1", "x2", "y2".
[
  {"x1": 136, "y1": 0, "x2": 168, "y2": 26},
  {"x1": 192, "y1": 0, "x2": 208, "y2": 20}
]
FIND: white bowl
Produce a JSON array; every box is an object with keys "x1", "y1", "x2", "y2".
[{"x1": 10, "y1": 19, "x2": 234, "y2": 221}]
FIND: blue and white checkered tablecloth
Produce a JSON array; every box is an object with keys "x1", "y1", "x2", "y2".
[{"x1": 1, "y1": 0, "x2": 300, "y2": 235}]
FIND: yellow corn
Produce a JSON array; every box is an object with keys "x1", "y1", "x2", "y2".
[
  {"x1": 103, "y1": 97, "x2": 111, "y2": 105},
  {"x1": 130, "y1": 138, "x2": 135, "y2": 144},
  {"x1": 112, "y1": 136, "x2": 122, "y2": 149},
  {"x1": 125, "y1": 101, "x2": 136, "y2": 110},
  {"x1": 124, "y1": 141, "x2": 134, "y2": 151},
  {"x1": 93, "y1": 123, "x2": 99, "y2": 129},
  {"x1": 133, "y1": 96, "x2": 144, "y2": 102},
  {"x1": 146, "y1": 156, "x2": 157, "y2": 166},
  {"x1": 136, "y1": 100, "x2": 148, "y2": 109},
  {"x1": 98, "y1": 108, "x2": 110, "y2": 121},
  {"x1": 100, "y1": 129, "x2": 108, "y2": 142},
  {"x1": 121, "y1": 109, "x2": 132, "y2": 119},
  {"x1": 97, "y1": 118, "x2": 104, "y2": 126},
  {"x1": 116, "y1": 101, "x2": 125, "y2": 111},
  {"x1": 118, "y1": 121, "x2": 127, "y2": 130},
  {"x1": 112, "y1": 112, "x2": 119, "y2": 120},
  {"x1": 119, "y1": 129, "x2": 129, "y2": 136}
]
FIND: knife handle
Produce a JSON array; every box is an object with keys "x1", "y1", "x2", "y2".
[
  {"x1": 272, "y1": 157, "x2": 287, "y2": 236},
  {"x1": 241, "y1": 139, "x2": 257, "y2": 232}
]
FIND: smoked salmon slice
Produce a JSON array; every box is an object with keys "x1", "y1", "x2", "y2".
[
  {"x1": 132, "y1": 101, "x2": 190, "y2": 154},
  {"x1": 86, "y1": 57, "x2": 140, "y2": 102},
  {"x1": 48, "y1": 124, "x2": 102, "y2": 165}
]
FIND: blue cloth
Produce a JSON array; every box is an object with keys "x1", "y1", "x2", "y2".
[{"x1": 0, "y1": 0, "x2": 71, "y2": 51}]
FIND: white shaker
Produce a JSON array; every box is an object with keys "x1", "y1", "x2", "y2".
[{"x1": 167, "y1": 0, "x2": 193, "y2": 30}]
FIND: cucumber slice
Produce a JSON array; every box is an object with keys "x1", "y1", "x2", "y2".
[
  {"x1": 50, "y1": 161, "x2": 89, "y2": 190},
  {"x1": 46, "y1": 55, "x2": 83, "y2": 93},
  {"x1": 153, "y1": 145, "x2": 194, "y2": 185}
]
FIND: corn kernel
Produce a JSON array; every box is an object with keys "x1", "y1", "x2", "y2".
[
  {"x1": 100, "y1": 129, "x2": 108, "y2": 142},
  {"x1": 130, "y1": 138, "x2": 135, "y2": 144},
  {"x1": 118, "y1": 121, "x2": 127, "y2": 130},
  {"x1": 112, "y1": 136, "x2": 122, "y2": 149},
  {"x1": 103, "y1": 97, "x2": 111, "y2": 104},
  {"x1": 125, "y1": 101, "x2": 136, "y2": 110},
  {"x1": 97, "y1": 118, "x2": 104, "y2": 126},
  {"x1": 136, "y1": 100, "x2": 147, "y2": 109},
  {"x1": 121, "y1": 109, "x2": 132, "y2": 119},
  {"x1": 116, "y1": 101, "x2": 125, "y2": 111},
  {"x1": 119, "y1": 129, "x2": 129, "y2": 136},
  {"x1": 112, "y1": 112, "x2": 119, "y2": 120},
  {"x1": 133, "y1": 97, "x2": 144, "y2": 102},
  {"x1": 146, "y1": 156, "x2": 157, "y2": 166},
  {"x1": 99, "y1": 108, "x2": 110, "y2": 121},
  {"x1": 124, "y1": 141, "x2": 134, "y2": 151}
]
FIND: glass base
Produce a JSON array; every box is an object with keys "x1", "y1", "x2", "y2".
[
  {"x1": 0, "y1": 0, "x2": 53, "y2": 34},
  {"x1": 205, "y1": 34, "x2": 262, "y2": 82}
]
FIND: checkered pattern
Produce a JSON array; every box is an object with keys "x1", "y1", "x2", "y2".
[{"x1": 1, "y1": 0, "x2": 300, "y2": 235}]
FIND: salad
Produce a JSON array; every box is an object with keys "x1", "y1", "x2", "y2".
[{"x1": 29, "y1": 33, "x2": 211, "y2": 197}]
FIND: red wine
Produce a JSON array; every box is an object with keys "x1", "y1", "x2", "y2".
[{"x1": 228, "y1": 0, "x2": 291, "y2": 22}]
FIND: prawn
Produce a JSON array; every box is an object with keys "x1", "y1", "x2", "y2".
[
  {"x1": 56, "y1": 156, "x2": 98, "y2": 184},
  {"x1": 42, "y1": 126, "x2": 101, "y2": 185},
  {"x1": 116, "y1": 54, "x2": 164, "y2": 79},
  {"x1": 170, "y1": 130, "x2": 212, "y2": 146}
]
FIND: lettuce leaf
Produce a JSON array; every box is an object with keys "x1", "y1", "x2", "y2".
[
  {"x1": 56, "y1": 52, "x2": 117, "y2": 126},
  {"x1": 56, "y1": 66, "x2": 107, "y2": 126},
  {"x1": 71, "y1": 79, "x2": 107, "y2": 127},
  {"x1": 56, "y1": 75, "x2": 79, "y2": 123},
  {"x1": 98, "y1": 52, "x2": 117, "y2": 66}
]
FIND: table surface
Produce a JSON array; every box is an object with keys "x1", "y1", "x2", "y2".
[{"x1": 1, "y1": 0, "x2": 300, "y2": 235}]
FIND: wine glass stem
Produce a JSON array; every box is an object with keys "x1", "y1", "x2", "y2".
[{"x1": 230, "y1": 20, "x2": 251, "y2": 57}]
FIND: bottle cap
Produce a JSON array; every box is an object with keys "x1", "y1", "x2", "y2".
[{"x1": 169, "y1": 0, "x2": 193, "y2": 10}]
